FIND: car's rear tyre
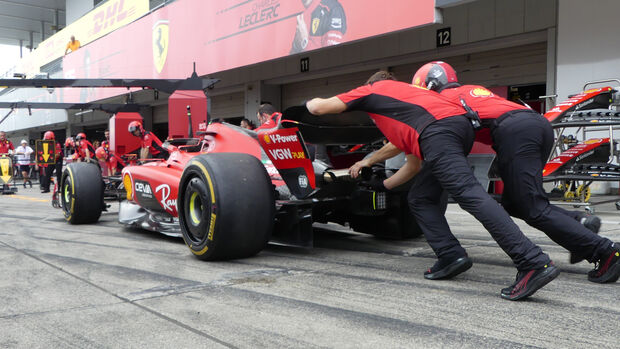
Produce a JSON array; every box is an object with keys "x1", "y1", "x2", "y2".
[
  {"x1": 60, "y1": 162, "x2": 103, "y2": 224},
  {"x1": 178, "y1": 153, "x2": 275, "y2": 260}
]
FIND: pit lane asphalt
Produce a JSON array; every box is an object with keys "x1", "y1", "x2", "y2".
[{"x1": 0, "y1": 188, "x2": 618, "y2": 348}]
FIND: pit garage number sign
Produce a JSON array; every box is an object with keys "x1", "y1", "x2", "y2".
[
  {"x1": 0, "y1": 156, "x2": 12, "y2": 184},
  {"x1": 36, "y1": 140, "x2": 56, "y2": 165}
]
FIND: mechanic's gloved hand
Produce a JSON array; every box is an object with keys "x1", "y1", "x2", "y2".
[{"x1": 362, "y1": 177, "x2": 387, "y2": 191}]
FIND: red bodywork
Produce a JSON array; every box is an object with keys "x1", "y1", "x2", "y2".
[{"x1": 122, "y1": 123, "x2": 288, "y2": 217}]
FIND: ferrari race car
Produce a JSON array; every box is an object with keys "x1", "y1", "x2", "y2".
[{"x1": 59, "y1": 102, "x2": 422, "y2": 261}]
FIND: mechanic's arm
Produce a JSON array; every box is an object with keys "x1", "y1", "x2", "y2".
[
  {"x1": 383, "y1": 154, "x2": 422, "y2": 190},
  {"x1": 85, "y1": 149, "x2": 91, "y2": 161},
  {"x1": 306, "y1": 97, "x2": 347, "y2": 115},
  {"x1": 349, "y1": 142, "x2": 401, "y2": 178}
]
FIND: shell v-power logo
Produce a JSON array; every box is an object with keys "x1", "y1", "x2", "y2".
[{"x1": 153, "y1": 20, "x2": 170, "y2": 73}]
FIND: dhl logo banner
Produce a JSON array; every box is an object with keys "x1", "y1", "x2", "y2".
[{"x1": 16, "y1": 0, "x2": 149, "y2": 76}]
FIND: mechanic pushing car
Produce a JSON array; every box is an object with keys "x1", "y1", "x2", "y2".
[
  {"x1": 128, "y1": 121, "x2": 169, "y2": 160},
  {"x1": 410, "y1": 61, "x2": 620, "y2": 285},
  {"x1": 306, "y1": 70, "x2": 559, "y2": 301}
]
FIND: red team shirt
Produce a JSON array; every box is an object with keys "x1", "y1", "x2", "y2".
[
  {"x1": 0, "y1": 140, "x2": 14, "y2": 154},
  {"x1": 76, "y1": 140, "x2": 95, "y2": 159},
  {"x1": 440, "y1": 85, "x2": 529, "y2": 145},
  {"x1": 140, "y1": 131, "x2": 165, "y2": 156},
  {"x1": 337, "y1": 80, "x2": 466, "y2": 159}
]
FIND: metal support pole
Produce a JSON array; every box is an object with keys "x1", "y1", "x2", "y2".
[
  {"x1": 54, "y1": 9, "x2": 59, "y2": 33},
  {"x1": 29, "y1": 31, "x2": 33, "y2": 51},
  {"x1": 19, "y1": 39, "x2": 23, "y2": 58},
  {"x1": 41, "y1": 21, "x2": 45, "y2": 42}
]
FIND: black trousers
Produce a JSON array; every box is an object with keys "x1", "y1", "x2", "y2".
[
  {"x1": 492, "y1": 110, "x2": 612, "y2": 262},
  {"x1": 40, "y1": 161, "x2": 63, "y2": 191},
  {"x1": 408, "y1": 115, "x2": 550, "y2": 271}
]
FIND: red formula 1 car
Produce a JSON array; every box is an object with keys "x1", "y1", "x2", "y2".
[{"x1": 55, "y1": 83, "x2": 421, "y2": 261}]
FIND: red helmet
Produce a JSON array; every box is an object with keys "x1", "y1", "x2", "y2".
[
  {"x1": 43, "y1": 131, "x2": 55, "y2": 140},
  {"x1": 65, "y1": 137, "x2": 75, "y2": 148},
  {"x1": 76, "y1": 132, "x2": 87, "y2": 141},
  {"x1": 412, "y1": 61, "x2": 458, "y2": 91},
  {"x1": 128, "y1": 121, "x2": 144, "y2": 136},
  {"x1": 95, "y1": 146, "x2": 107, "y2": 161}
]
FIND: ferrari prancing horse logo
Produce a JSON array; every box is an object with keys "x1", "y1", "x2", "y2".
[{"x1": 153, "y1": 20, "x2": 169, "y2": 74}]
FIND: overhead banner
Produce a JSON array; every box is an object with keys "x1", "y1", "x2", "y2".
[
  {"x1": 61, "y1": 0, "x2": 437, "y2": 102},
  {"x1": 17, "y1": 0, "x2": 150, "y2": 75}
]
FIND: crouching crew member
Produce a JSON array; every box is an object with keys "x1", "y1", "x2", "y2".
[
  {"x1": 95, "y1": 146, "x2": 118, "y2": 176},
  {"x1": 74, "y1": 133, "x2": 95, "y2": 163},
  {"x1": 128, "y1": 121, "x2": 169, "y2": 160},
  {"x1": 306, "y1": 70, "x2": 559, "y2": 301},
  {"x1": 412, "y1": 61, "x2": 620, "y2": 285}
]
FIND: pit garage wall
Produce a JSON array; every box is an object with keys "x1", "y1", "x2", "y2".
[{"x1": 556, "y1": 0, "x2": 620, "y2": 102}]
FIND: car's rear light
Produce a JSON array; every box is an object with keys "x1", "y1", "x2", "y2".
[{"x1": 123, "y1": 173, "x2": 133, "y2": 200}]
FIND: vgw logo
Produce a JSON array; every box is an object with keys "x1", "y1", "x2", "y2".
[
  {"x1": 152, "y1": 20, "x2": 169, "y2": 74},
  {"x1": 155, "y1": 184, "x2": 177, "y2": 212}
]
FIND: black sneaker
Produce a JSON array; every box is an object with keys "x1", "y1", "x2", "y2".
[
  {"x1": 501, "y1": 262, "x2": 560, "y2": 301},
  {"x1": 588, "y1": 243, "x2": 620, "y2": 283},
  {"x1": 424, "y1": 256, "x2": 473, "y2": 280},
  {"x1": 570, "y1": 214, "x2": 602, "y2": 264}
]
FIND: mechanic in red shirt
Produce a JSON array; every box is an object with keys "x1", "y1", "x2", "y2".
[
  {"x1": 95, "y1": 146, "x2": 118, "y2": 176},
  {"x1": 0, "y1": 131, "x2": 14, "y2": 155},
  {"x1": 39, "y1": 131, "x2": 64, "y2": 193},
  {"x1": 128, "y1": 121, "x2": 169, "y2": 160},
  {"x1": 290, "y1": 0, "x2": 346, "y2": 53},
  {"x1": 74, "y1": 133, "x2": 95, "y2": 163},
  {"x1": 306, "y1": 70, "x2": 557, "y2": 300},
  {"x1": 413, "y1": 61, "x2": 620, "y2": 285},
  {"x1": 254, "y1": 103, "x2": 282, "y2": 132}
]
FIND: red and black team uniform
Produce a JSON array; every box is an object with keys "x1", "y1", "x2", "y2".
[
  {"x1": 442, "y1": 84, "x2": 613, "y2": 265},
  {"x1": 140, "y1": 131, "x2": 168, "y2": 159},
  {"x1": 0, "y1": 139, "x2": 14, "y2": 154},
  {"x1": 337, "y1": 79, "x2": 550, "y2": 272},
  {"x1": 76, "y1": 140, "x2": 96, "y2": 161},
  {"x1": 291, "y1": 0, "x2": 346, "y2": 53}
]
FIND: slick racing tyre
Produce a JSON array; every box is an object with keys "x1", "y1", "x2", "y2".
[
  {"x1": 60, "y1": 162, "x2": 104, "y2": 224},
  {"x1": 178, "y1": 153, "x2": 275, "y2": 260}
]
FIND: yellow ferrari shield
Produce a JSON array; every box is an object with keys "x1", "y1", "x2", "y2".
[
  {"x1": 312, "y1": 18, "x2": 320, "y2": 35},
  {"x1": 0, "y1": 156, "x2": 12, "y2": 184},
  {"x1": 152, "y1": 20, "x2": 170, "y2": 74}
]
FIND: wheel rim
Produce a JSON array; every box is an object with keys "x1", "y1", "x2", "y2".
[
  {"x1": 61, "y1": 176, "x2": 73, "y2": 215},
  {"x1": 189, "y1": 191, "x2": 203, "y2": 225},
  {"x1": 183, "y1": 176, "x2": 211, "y2": 243}
]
